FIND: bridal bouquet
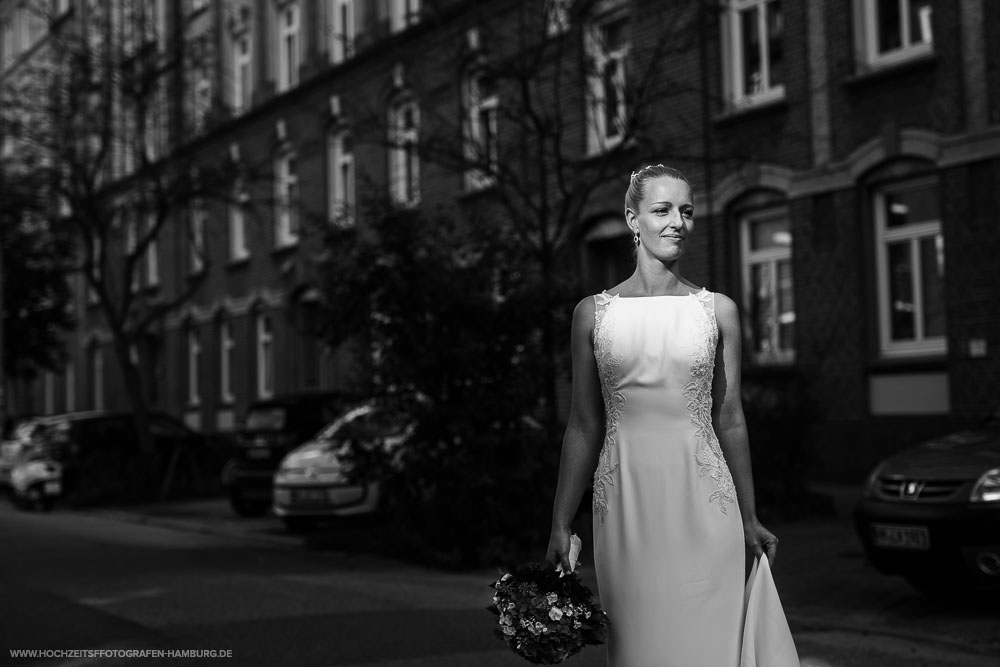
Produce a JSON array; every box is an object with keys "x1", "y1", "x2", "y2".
[{"x1": 488, "y1": 546, "x2": 610, "y2": 664}]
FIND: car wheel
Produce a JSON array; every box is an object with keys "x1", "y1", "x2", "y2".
[
  {"x1": 23, "y1": 485, "x2": 53, "y2": 512},
  {"x1": 228, "y1": 493, "x2": 269, "y2": 518},
  {"x1": 282, "y1": 517, "x2": 318, "y2": 533}
]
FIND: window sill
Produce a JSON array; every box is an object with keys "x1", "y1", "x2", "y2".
[
  {"x1": 581, "y1": 137, "x2": 637, "y2": 165},
  {"x1": 226, "y1": 255, "x2": 251, "y2": 270},
  {"x1": 271, "y1": 241, "x2": 299, "y2": 256},
  {"x1": 842, "y1": 52, "x2": 938, "y2": 90},
  {"x1": 713, "y1": 95, "x2": 788, "y2": 126},
  {"x1": 866, "y1": 353, "x2": 948, "y2": 374}
]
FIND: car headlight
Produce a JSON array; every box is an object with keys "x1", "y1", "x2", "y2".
[
  {"x1": 970, "y1": 467, "x2": 1000, "y2": 503},
  {"x1": 862, "y1": 462, "x2": 886, "y2": 499}
]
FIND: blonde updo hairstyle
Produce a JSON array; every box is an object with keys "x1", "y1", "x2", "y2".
[{"x1": 624, "y1": 164, "x2": 692, "y2": 217}]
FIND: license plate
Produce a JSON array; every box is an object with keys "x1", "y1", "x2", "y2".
[
  {"x1": 247, "y1": 448, "x2": 270, "y2": 460},
  {"x1": 44, "y1": 481, "x2": 61, "y2": 494},
  {"x1": 872, "y1": 523, "x2": 930, "y2": 550},
  {"x1": 292, "y1": 489, "x2": 327, "y2": 504}
]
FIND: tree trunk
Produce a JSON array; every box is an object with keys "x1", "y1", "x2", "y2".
[{"x1": 111, "y1": 337, "x2": 155, "y2": 458}]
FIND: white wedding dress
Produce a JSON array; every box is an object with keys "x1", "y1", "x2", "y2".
[{"x1": 591, "y1": 289, "x2": 799, "y2": 667}]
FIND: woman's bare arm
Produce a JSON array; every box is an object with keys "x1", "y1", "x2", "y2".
[
  {"x1": 711, "y1": 294, "x2": 779, "y2": 563},
  {"x1": 546, "y1": 297, "x2": 605, "y2": 570}
]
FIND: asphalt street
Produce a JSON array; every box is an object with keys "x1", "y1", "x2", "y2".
[{"x1": 0, "y1": 493, "x2": 997, "y2": 667}]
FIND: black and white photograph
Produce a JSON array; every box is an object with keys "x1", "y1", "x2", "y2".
[{"x1": 1, "y1": 1, "x2": 998, "y2": 665}]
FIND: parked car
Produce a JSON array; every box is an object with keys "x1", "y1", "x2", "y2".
[
  {"x1": 1, "y1": 418, "x2": 38, "y2": 487},
  {"x1": 854, "y1": 406, "x2": 1000, "y2": 595},
  {"x1": 272, "y1": 403, "x2": 414, "y2": 532},
  {"x1": 221, "y1": 392, "x2": 356, "y2": 517},
  {"x1": 5, "y1": 411, "x2": 231, "y2": 507}
]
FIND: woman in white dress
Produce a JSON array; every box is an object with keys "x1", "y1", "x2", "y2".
[{"x1": 546, "y1": 165, "x2": 799, "y2": 666}]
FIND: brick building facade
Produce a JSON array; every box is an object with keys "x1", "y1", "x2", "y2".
[{"x1": 3, "y1": 0, "x2": 999, "y2": 478}]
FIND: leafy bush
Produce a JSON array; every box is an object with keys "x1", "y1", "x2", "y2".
[{"x1": 318, "y1": 206, "x2": 572, "y2": 567}]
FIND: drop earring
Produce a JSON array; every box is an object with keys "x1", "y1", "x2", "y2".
[{"x1": 633, "y1": 231, "x2": 640, "y2": 247}]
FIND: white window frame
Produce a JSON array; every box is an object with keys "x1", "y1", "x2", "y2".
[
  {"x1": 274, "y1": 151, "x2": 299, "y2": 247},
  {"x1": 327, "y1": 129, "x2": 355, "y2": 226},
  {"x1": 855, "y1": 0, "x2": 933, "y2": 70},
  {"x1": 277, "y1": 2, "x2": 301, "y2": 92},
  {"x1": 256, "y1": 314, "x2": 274, "y2": 399},
  {"x1": 232, "y1": 31, "x2": 253, "y2": 114},
  {"x1": 389, "y1": 0, "x2": 421, "y2": 33},
  {"x1": 329, "y1": 0, "x2": 356, "y2": 64},
  {"x1": 190, "y1": 203, "x2": 206, "y2": 274},
  {"x1": 874, "y1": 178, "x2": 946, "y2": 358},
  {"x1": 220, "y1": 321, "x2": 235, "y2": 403},
  {"x1": 739, "y1": 208, "x2": 795, "y2": 365},
  {"x1": 389, "y1": 100, "x2": 420, "y2": 206},
  {"x1": 721, "y1": 0, "x2": 786, "y2": 109},
  {"x1": 585, "y1": 12, "x2": 629, "y2": 155},
  {"x1": 463, "y1": 71, "x2": 498, "y2": 191},
  {"x1": 229, "y1": 183, "x2": 250, "y2": 260},
  {"x1": 188, "y1": 328, "x2": 201, "y2": 406}
]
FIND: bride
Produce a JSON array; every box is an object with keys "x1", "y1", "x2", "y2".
[{"x1": 546, "y1": 164, "x2": 800, "y2": 666}]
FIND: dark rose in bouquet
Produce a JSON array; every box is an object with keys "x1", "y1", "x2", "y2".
[{"x1": 488, "y1": 561, "x2": 610, "y2": 664}]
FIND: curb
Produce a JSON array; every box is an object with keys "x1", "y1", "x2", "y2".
[{"x1": 787, "y1": 613, "x2": 998, "y2": 658}]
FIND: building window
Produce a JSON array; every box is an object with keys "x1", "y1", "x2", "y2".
[
  {"x1": 188, "y1": 327, "x2": 201, "y2": 405},
  {"x1": 739, "y1": 209, "x2": 795, "y2": 364},
  {"x1": 329, "y1": 0, "x2": 355, "y2": 64},
  {"x1": 126, "y1": 216, "x2": 141, "y2": 292},
  {"x1": 327, "y1": 130, "x2": 355, "y2": 226},
  {"x1": 874, "y1": 179, "x2": 945, "y2": 357},
  {"x1": 232, "y1": 32, "x2": 253, "y2": 114},
  {"x1": 389, "y1": 99, "x2": 420, "y2": 206},
  {"x1": 546, "y1": 0, "x2": 572, "y2": 36},
  {"x1": 277, "y1": 3, "x2": 301, "y2": 92},
  {"x1": 722, "y1": 0, "x2": 785, "y2": 108},
  {"x1": 44, "y1": 372, "x2": 55, "y2": 415},
  {"x1": 585, "y1": 13, "x2": 629, "y2": 154},
  {"x1": 91, "y1": 345, "x2": 104, "y2": 411},
  {"x1": 463, "y1": 71, "x2": 498, "y2": 190},
  {"x1": 256, "y1": 314, "x2": 274, "y2": 399},
  {"x1": 229, "y1": 183, "x2": 250, "y2": 260},
  {"x1": 65, "y1": 361, "x2": 76, "y2": 413},
  {"x1": 275, "y1": 151, "x2": 299, "y2": 247},
  {"x1": 145, "y1": 214, "x2": 159, "y2": 286},
  {"x1": 857, "y1": 0, "x2": 932, "y2": 69},
  {"x1": 220, "y1": 321, "x2": 235, "y2": 403},
  {"x1": 190, "y1": 203, "x2": 206, "y2": 273},
  {"x1": 389, "y1": 0, "x2": 421, "y2": 33},
  {"x1": 193, "y1": 71, "x2": 212, "y2": 133}
]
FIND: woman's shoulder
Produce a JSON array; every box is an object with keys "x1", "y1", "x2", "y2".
[{"x1": 708, "y1": 291, "x2": 740, "y2": 328}]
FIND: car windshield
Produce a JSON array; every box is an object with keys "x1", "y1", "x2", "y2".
[
  {"x1": 245, "y1": 407, "x2": 287, "y2": 431},
  {"x1": 317, "y1": 408, "x2": 409, "y2": 442}
]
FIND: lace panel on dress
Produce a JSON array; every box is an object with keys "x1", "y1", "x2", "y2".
[
  {"x1": 682, "y1": 291, "x2": 737, "y2": 513},
  {"x1": 592, "y1": 293, "x2": 623, "y2": 525}
]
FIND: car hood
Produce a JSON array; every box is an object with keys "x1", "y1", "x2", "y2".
[
  {"x1": 880, "y1": 429, "x2": 1000, "y2": 479},
  {"x1": 280, "y1": 440, "x2": 344, "y2": 470}
]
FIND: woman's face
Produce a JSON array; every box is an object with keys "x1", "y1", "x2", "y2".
[{"x1": 626, "y1": 176, "x2": 694, "y2": 263}]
